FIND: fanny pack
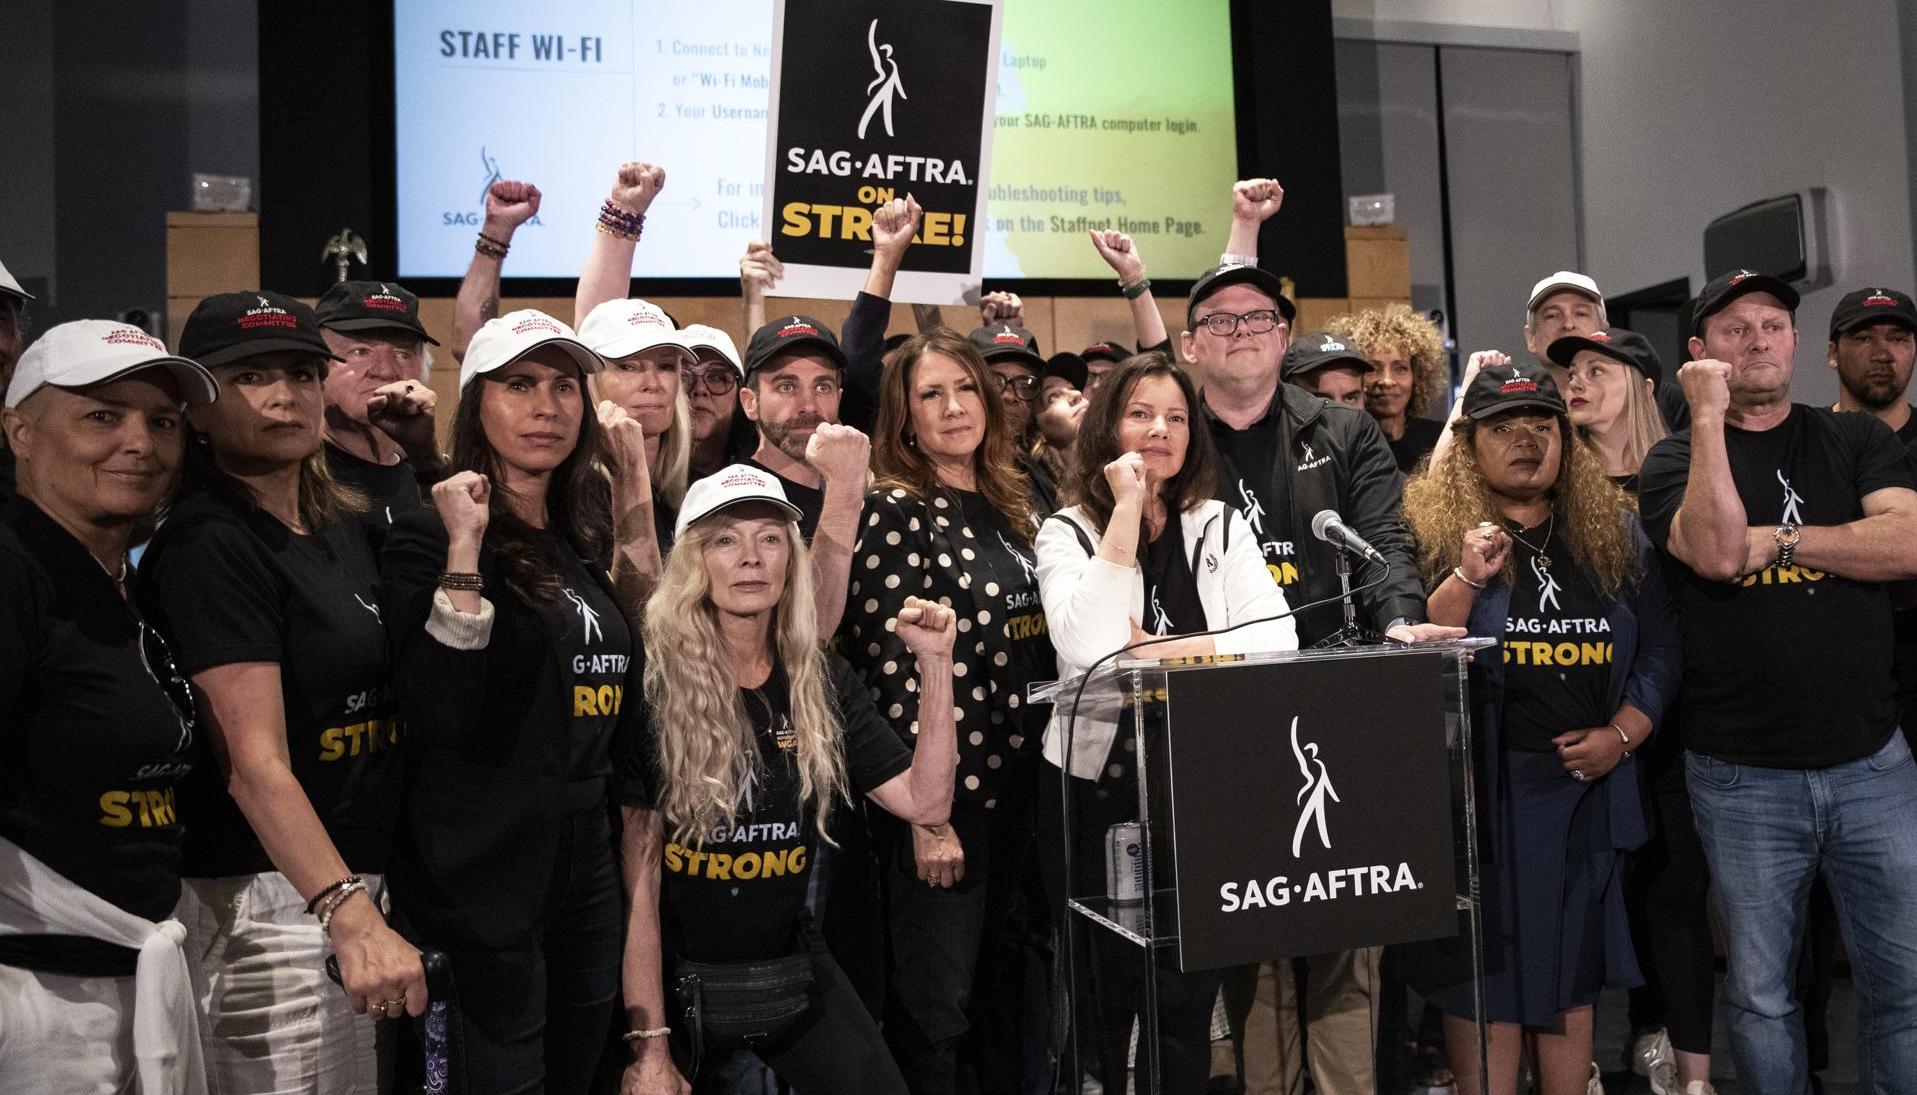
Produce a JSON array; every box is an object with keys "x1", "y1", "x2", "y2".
[{"x1": 673, "y1": 951, "x2": 815, "y2": 1076}]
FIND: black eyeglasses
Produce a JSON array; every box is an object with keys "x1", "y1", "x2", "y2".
[
  {"x1": 137, "y1": 619, "x2": 198, "y2": 750},
  {"x1": 681, "y1": 367, "x2": 739, "y2": 396},
  {"x1": 1195, "y1": 309, "x2": 1286, "y2": 337},
  {"x1": 992, "y1": 373, "x2": 1041, "y2": 401}
]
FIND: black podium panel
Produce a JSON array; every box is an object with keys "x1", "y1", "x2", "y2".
[{"x1": 1158, "y1": 651, "x2": 1456, "y2": 970}]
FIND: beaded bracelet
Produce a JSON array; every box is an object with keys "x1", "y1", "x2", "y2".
[
  {"x1": 438, "y1": 571, "x2": 484, "y2": 592},
  {"x1": 622, "y1": 1027, "x2": 671, "y2": 1042},
  {"x1": 598, "y1": 200, "x2": 646, "y2": 241},
  {"x1": 318, "y1": 879, "x2": 370, "y2": 937},
  {"x1": 305, "y1": 874, "x2": 361, "y2": 915},
  {"x1": 474, "y1": 233, "x2": 509, "y2": 259}
]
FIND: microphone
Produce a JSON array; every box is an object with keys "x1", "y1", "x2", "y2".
[{"x1": 1311, "y1": 509, "x2": 1388, "y2": 566}]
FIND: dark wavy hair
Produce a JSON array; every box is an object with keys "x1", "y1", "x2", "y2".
[
  {"x1": 1066, "y1": 352, "x2": 1218, "y2": 534},
  {"x1": 871, "y1": 330, "x2": 1035, "y2": 541},
  {"x1": 450, "y1": 370, "x2": 611, "y2": 605}
]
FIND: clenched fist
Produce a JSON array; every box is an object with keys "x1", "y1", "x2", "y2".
[
  {"x1": 872, "y1": 195, "x2": 923, "y2": 261},
  {"x1": 804, "y1": 422, "x2": 871, "y2": 485},
  {"x1": 611, "y1": 162, "x2": 666, "y2": 216},
  {"x1": 894, "y1": 595, "x2": 957, "y2": 660},
  {"x1": 1088, "y1": 230, "x2": 1146, "y2": 285},
  {"x1": 597, "y1": 400, "x2": 653, "y2": 497},
  {"x1": 1232, "y1": 178, "x2": 1285, "y2": 224},
  {"x1": 740, "y1": 241, "x2": 783, "y2": 298},
  {"x1": 978, "y1": 291, "x2": 1024, "y2": 328},
  {"x1": 365, "y1": 380, "x2": 438, "y2": 462},
  {"x1": 485, "y1": 180, "x2": 542, "y2": 231},
  {"x1": 433, "y1": 471, "x2": 491, "y2": 547},
  {"x1": 1677, "y1": 359, "x2": 1733, "y2": 421}
]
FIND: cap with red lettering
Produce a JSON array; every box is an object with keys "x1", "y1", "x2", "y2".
[
  {"x1": 577, "y1": 298, "x2": 695, "y2": 362},
  {"x1": 1829, "y1": 286, "x2": 1917, "y2": 339},
  {"x1": 315, "y1": 280, "x2": 439, "y2": 345},
  {"x1": 967, "y1": 325, "x2": 1045, "y2": 371},
  {"x1": 1545, "y1": 326, "x2": 1663, "y2": 387},
  {"x1": 680, "y1": 324, "x2": 744, "y2": 377},
  {"x1": 179, "y1": 291, "x2": 343, "y2": 368},
  {"x1": 675, "y1": 463, "x2": 804, "y2": 537},
  {"x1": 7, "y1": 319, "x2": 218, "y2": 408},
  {"x1": 1460, "y1": 362, "x2": 1566, "y2": 420},
  {"x1": 1692, "y1": 269, "x2": 1800, "y2": 337},
  {"x1": 1080, "y1": 341, "x2": 1129, "y2": 365},
  {"x1": 458, "y1": 309, "x2": 603, "y2": 391},
  {"x1": 744, "y1": 315, "x2": 847, "y2": 376}
]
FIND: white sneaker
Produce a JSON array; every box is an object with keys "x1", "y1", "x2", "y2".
[{"x1": 1634, "y1": 1028, "x2": 1677, "y2": 1095}]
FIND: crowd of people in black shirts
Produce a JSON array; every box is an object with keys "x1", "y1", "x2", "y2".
[{"x1": 4, "y1": 163, "x2": 1917, "y2": 1095}]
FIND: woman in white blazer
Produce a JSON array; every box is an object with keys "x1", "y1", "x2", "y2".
[{"x1": 1033, "y1": 352, "x2": 1296, "y2": 1095}]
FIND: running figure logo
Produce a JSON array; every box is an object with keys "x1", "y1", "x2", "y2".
[
  {"x1": 1290, "y1": 716, "x2": 1339, "y2": 856},
  {"x1": 563, "y1": 588, "x2": 603, "y2": 644},
  {"x1": 1237, "y1": 479, "x2": 1266, "y2": 537},
  {"x1": 1149, "y1": 587, "x2": 1172, "y2": 635},
  {"x1": 1778, "y1": 470, "x2": 1804, "y2": 526},
  {"x1": 1532, "y1": 556, "x2": 1561, "y2": 613},
  {"x1": 857, "y1": 20, "x2": 907, "y2": 140},
  {"x1": 998, "y1": 532, "x2": 1038, "y2": 584},
  {"x1": 478, "y1": 146, "x2": 503, "y2": 205},
  {"x1": 354, "y1": 593, "x2": 382, "y2": 624}
]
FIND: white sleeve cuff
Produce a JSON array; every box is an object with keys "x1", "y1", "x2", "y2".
[{"x1": 425, "y1": 589, "x2": 494, "y2": 650}]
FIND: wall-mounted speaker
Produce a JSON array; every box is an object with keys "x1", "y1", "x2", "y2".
[{"x1": 1703, "y1": 188, "x2": 1833, "y2": 292}]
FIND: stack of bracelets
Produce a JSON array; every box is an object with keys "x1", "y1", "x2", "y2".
[
  {"x1": 597, "y1": 199, "x2": 647, "y2": 241},
  {"x1": 474, "y1": 232, "x2": 510, "y2": 259}
]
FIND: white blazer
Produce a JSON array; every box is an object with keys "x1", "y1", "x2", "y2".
[{"x1": 1035, "y1": 499, "x2": 1298, "y2": 779}]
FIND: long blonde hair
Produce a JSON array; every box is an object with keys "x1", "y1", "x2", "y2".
[
  {"x1": 1404, "y1": 417, "x2": 1638, "y2": 599},
  {"x1": 641, "y1": 515, "x2": 849, "y2": 846},
  {"x1": 1586, "y1": 376, "x2": 1667, "y2": 479},
  {"x1": 653, "y1": 391, "x2": 692, "y2": 509}
]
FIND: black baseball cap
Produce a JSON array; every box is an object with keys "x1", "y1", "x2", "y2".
[
  {"x1": 1692, "y1": 269, "x2": 1800, "y2": 337},
  {"x1": 1187, "y1": 263, "x2": 1297, "y2": 325},
  {"x1": 1461, "y1": 363, "x2": 1566, "y2": 420},
  {"x1": 1080, "y1": 341, "x2": 1128, "y2": 364},
  {"x1": 1829, "y1": 287, "x2": 1917, "y2": 339},
  {"x1": 179, "y1": 291, "x2": 342, "y2": 368},
  {"x1": 743, "y1": 315, "x2": 848, "y2": 375},
  {"x1": 969, "y1": 325, "x2": 1044, "y2": 371},
  {"x1": 1044, "y1": 352, "x2": 1088, "y2": 390},
  {"x1": 1280, "y1": 332, "x2": 1370, "y2": 382},
  {"x1": 315, "y1": 280, "x2": 439, "y2": 345},
  {"x1": 1546, "y1": 326, "x2": 1663, "y2": 388}
]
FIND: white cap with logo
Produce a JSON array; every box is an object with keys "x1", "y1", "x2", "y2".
[
  {"x1": 0, "y1": 256, "x2": 31, "y2": 302},
  {"x1": 1524, "y1": 271, "x2": 1607, "y2": 326},
  {"x1": 577, "y1": 299, "x2": 694, "y2": 362},
  {"x1": 679, "y1": 324, "x2": 744, "y2": 377},
  {"x1": 6, "y1": 320, "x2": 219, "y2": 408},
  {"x1": 675, "y1": 463, "x2": 804, "y2": 538},
  {"x1": 459, "y1": 309, "x2": 603, "y2": 391}
]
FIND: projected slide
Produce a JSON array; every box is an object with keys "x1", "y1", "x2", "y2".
[{"x1": 393, "y1": 0, "x2": 1237, "y2": 281}]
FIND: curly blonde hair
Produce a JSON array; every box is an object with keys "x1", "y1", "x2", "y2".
[
  {"x1": 1327, "y1": 304, "x2": 1448, "y2": 417},
  {"x1": 641, "y1": 515, "x2": 849, "y2": 847},
  {"x1": 1403, "y1": 418, "x2": 1638, "y2": 599}
]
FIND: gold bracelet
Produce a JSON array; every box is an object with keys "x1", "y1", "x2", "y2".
[{"x1": 1611, "y1": 722, "x2": 1632, "y2": 757}]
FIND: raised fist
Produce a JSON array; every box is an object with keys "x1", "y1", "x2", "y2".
[
  {"x1": 740, "y1": 241, "x2": 783, "y2": 298},
  {"x1": 611, "y1": 162, "x2": 666, "y2": 216},
  {"x1": 978, "y1": 291, "x2": 1024, "y2": 328},
  {"x1": 1088, "y1": 230, "x2": 1146, "y2": 285},
  {"x1": 433, "y1": 471, "x2": 491, "y2": 546},
  {"x1": 894, "y1": 595, "x2": 957, "y2": 660},
  {"x1": 1103, "y1": 451, "x2": 1148, "y2": 508},
  {"x1": 596, "y1": 400, "x2": 652, "y2": 498},
  {"x1": 364, "y1": 379, "x2": 439, "y2": 462},
  {"x1": 1677, "y1": 359, "x2": 1733, "y2": 420},
  {"x1": 1458, "y1": 522, "x2": 1511, "y2": 586},
  {"x1": 484, "y1": 180, "x2": 542, "y2": 230},
  {"x1": 872, "y1": 195, "x2": 923, "y2": 260},
  {"x1": 805, "y1": 422, "x2": 871, "y2": 485},
  {"x1": 1461, "y1": 349, "x2": 1511, "y2": 390},
  {"x1": 1232, "y1": 178, "x2": 1285, "y2": 224}
]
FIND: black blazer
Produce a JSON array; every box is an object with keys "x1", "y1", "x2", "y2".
[{"x1": 381, "y1": 509, "x2": 637, "y2": 949}]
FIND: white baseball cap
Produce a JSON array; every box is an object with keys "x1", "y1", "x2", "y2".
[
  {"x1": 577, "y1": 299, "x2": 694, "y2": 362},
  {"x1": 1524, "y1": 271, "x2": 1608, "y2": 325},
  {"x1": 459, "y1": 309, "x2": 602, "y2": 391},
  {"x1": 680, "y1": 324, "x2": 744, "y2": 377},
  {"x1": 0, "y1": 256, "x2": 31, "y2": 302},
  {"x1": 675, "y1": 463, "x2": 803, "y2": 538},
  {"x1": 6, "y1": 320, "x2": 218, "y2": 408}
]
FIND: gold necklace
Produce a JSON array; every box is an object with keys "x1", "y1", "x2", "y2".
[{"x1": 1504, "y1": 512, "x2": 1554, "y2": 569}]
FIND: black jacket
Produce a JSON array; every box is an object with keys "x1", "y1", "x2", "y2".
[
  {"x1": 380, "y1": 510, "x2": 639, "y2": 949},
  {"x1": 1204, "y1": 381, "x2": 1425, "y2": 644}
]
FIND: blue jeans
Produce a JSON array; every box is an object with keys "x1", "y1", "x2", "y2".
[{"x1": 1686, "y1": 731, "x2": 1917, "y2": 1095}]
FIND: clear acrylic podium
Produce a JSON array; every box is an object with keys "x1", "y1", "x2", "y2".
[{"x1": 1031, "y1": 639, "x2": 1494, "y2": 1095}]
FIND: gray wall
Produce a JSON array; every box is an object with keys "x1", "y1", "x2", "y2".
[{"x1": 0, "y1": 0, "x2": 258, "y2": 333}]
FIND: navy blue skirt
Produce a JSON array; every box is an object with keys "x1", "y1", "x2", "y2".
[{"x1": 1398, "y1": 746, "x2": 1641, "y2": 1030}]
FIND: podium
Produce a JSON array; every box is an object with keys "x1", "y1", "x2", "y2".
[{"x1": 1032, "y1": 639, "x2": 1494, "y2": 1095}]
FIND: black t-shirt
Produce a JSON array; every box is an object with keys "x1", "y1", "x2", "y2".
[
  {"x1": 0, "y1": 447, "x2": 14, "y2": 505},
  {"x1": 1139, "y1": 516, "x2": 1206, "y2": 638},
  {"x1": 543, "y1": 542, "x2": 633, "y2": 784},
  {"x1": 955, "y1": 490, "x2": 1052, "y2": 725},
  {"x1": 748, "y1": 459, "x2": 824, "y2": 539},
  {"x1": 1208, "y1": 405, "x2": 1301, "y2": 593},
  {"x1": 1888, "y1": 410, "x2": 1917, "y2": 731},
  {"x1": 1389, "y1": 416, "x2": 1445, "y2": 474},
  {"x1": 0, "y1": 500, "x2": 196, "y2": 922},
  {"x1": 621, "y1": 655, "x2": 911, "y2": 963},
  {"x1": 1498, "y1": 520, "x2": 1613, "y2": 752},
  {"x1": 324, "y1": 443, "x2": 423, "y2": 531},
  {"x1": 1639, "y1": 405, "x2": 1913, "y2": 767},
  {"x1": 1610, "y1": 473, "x2": 1639, "y2": 495},
  {"x1": 137, "y1": 491, "x2": 401, "y2": 876}
]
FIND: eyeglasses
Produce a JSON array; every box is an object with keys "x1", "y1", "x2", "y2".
[
  {"x1": 137, "y1": 618, "x2": 198, "y2": 750},
  {"x1": 681, "y1": 367, "x2": 739, "y2": 396},
  {"x1": 1195, "y1": 309, "x2": 1286, "y2": 337},
  {"x1": 992, "y1": 373, "x2": 1041, "y2": 401}
]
